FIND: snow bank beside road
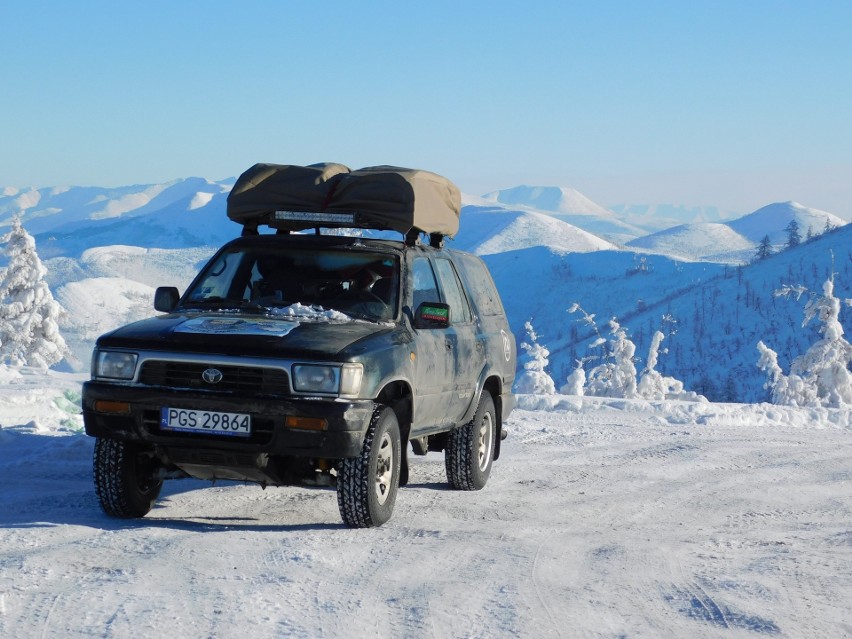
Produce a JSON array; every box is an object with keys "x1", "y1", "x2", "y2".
[
  {"x1": 0, "y1": 367, "x2": 85, "y2": 434},
  {"x1": 515, "y1": 393, "x2": 852, "y2": 430}
]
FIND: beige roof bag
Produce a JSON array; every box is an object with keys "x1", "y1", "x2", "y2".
[{"x1": 227, "y1": 163, "x2": 460, "y2": 237}]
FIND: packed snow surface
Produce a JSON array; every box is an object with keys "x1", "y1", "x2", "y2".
[{"x1": 1, "y1": 370, "x2": 850, "y2": 638}]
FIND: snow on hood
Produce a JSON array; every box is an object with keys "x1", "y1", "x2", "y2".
[{"x1": 267, "y1": 302, "x2": 354, "y2": 323}]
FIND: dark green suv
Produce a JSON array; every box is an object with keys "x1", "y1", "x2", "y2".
[{"x1": 83, "y1": 164, "x2": 516, "y2": 527}]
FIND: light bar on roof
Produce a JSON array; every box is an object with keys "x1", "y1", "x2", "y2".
[{"x1": 274, "y1": 211, "x2": 356, "y2": 224}]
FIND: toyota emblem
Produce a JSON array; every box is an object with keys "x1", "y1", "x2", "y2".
[{"x1": 202, "y1": 368, "x2": 224, "y2": 384}]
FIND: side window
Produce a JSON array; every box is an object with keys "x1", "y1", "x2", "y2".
[
  {"x1": 411, "y1": 257, "x2": 439, "y2": 311},
  {"x1": 434, "y1": 259, "x2": 472, "y2": 324},
  {"x1": 455, "y1": 254, "x2": 504, "y2": 316}
]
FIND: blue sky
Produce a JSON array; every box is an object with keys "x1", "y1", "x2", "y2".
[{"x1": 3, "y1": 1, "x2": 851, "y2": 215}]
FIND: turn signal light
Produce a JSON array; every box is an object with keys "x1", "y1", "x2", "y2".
[
  {"x1": 285, "y1": 416, "x2": 328, "y2": 431},
  {"x1": 93, "y1": 400, "x2": 131, "y2": 414}
]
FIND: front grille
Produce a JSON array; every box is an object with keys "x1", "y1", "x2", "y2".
[{"x1": 139, "y1": 361, "x2": 289, "y2": 395}]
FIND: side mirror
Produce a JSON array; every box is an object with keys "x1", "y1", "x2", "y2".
[
  {"x1": 414, "y1": 302, "x2": 451, "y2": 329},
  {"x1": 154, "y1": 287, "x2": 180, "y2": 313}
]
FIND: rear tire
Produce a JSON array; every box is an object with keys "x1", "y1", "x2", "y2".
[
  {"x1": 337, "y1": 405, "x2": 401, "y2": 528},
  {"x1": 93, "y1": 438, "x2": 163, "y2": 518},
  {"x1": 445, "y1": 393, "x2": 496, "y2": 491}
]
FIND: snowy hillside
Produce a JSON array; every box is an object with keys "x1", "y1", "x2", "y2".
[
  {"x1": 44, "y1": 245, "x2": 216, "y2": 368},
  {"x1": 727, "y1": 201, "x2": 845, "y2": 244},
  {"x1": 540, "y1": 224, "x2": 852, "y2": 402},
  {"x1": 1, "y1": 368, "x2": 850, "y2": 638},
  {"x1": 0, "y1": 178, "x2": 237, "y2": 258},
  {"x1": 482, "y1": 184, "x2": 615, "y2": 217},
  {"x1": 626, "y1": 222, "x2": 758, "y2": 263},
  {"x1": 478, "y1": 186, "x2": 647, "y2": 244},
  {"x1": 609, "y1": 203, "x2": 739, "y2": 230},
  {"x1": 453, "y1": 205, "x2": 618, "y2": 255},
  {"x1": 625, "y1": 201, "x2": 847, "y2": 263}
]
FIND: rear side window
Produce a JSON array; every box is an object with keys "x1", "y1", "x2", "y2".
[
  {"x1": 453, "y1": 253, "x2": 505, "y2": 317},
  {"x1": 434, "y1": 259, "x2": 472, "y2": 324}
]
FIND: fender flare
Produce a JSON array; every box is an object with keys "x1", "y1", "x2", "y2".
[{"x1": 459, "y1": 365, "x2": 505, "y2": 460}]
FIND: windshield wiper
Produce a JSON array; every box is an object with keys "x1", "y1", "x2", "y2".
[{"x1": 336, "y1": 308, "x2": 380, "y2": 322}]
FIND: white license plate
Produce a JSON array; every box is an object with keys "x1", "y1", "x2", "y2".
[{"x1": 160, "y1": 407, "x2": 251, "y2": 437}]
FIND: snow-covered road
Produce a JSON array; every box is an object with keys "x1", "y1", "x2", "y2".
[{"x1": 1, "y1": 376, "x2": 850, "y2": 638}]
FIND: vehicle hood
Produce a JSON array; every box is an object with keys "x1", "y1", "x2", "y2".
[{"x1": 97, "y1": 311, "x2": 393, "y2": 360}]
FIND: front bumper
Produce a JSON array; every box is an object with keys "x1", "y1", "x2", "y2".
[{"x1": 83, "y1": 381, "x2": 375, "y2": 460}]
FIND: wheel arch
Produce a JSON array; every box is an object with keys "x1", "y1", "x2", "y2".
[
  {"x1": 481, "y1": 374, "x2": 504, "y2": 460},
  {"x1": 375, "y1": 379, "x2": 413, "y2": 444}
]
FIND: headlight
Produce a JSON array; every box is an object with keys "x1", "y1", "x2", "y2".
[
  {"x1": 93, "y1": 350, "x2": 138, "y2": 380},
  {"x1": 292, "y1": 363, "x2": 363, "y2": 397}
]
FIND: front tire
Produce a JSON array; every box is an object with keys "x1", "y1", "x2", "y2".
[
  {"x1": 93, "y1": 438, "x2": 163, "y2": 518},
  {"x1": 445, "y1": 393, "x2": 496, "y2": 491},
  {"x1": 337, "y1": 405, "x2": 401, "y2": 528}
]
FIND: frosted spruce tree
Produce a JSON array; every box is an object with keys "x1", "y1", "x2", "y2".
[
  {"x1": 568, "y1": 304, "x2": 638, "y2": 398},
  {"x1": 567, "y1": 305, "x2": 702, "y2": 401},
  {"x1": 636, "y1": 330, "x2": 705, "y2": 401},
  {"x1": 559, "y1": 360, "x2": 586, "y2": 396},
  {"x1": 757, "y1": 275, "x2": 852, "y2": 407},
  {"x1": 514, "y1": 320, "x2": 556, "y2": 394},
  {"x1": 0, "y1": 218, "x2": 70, "y2": 368}
]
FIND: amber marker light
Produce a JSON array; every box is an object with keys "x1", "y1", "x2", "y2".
[
  {"x1": 285, "y1": 416, "x2": 328, "y2": 431},
  {"x1": 93, "y1": 400, "x2": 131, "y2": 414}
]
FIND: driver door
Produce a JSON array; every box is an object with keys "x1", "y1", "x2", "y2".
[{"x1": 410, "y1": 256, "x2": 455, "y2": 432}]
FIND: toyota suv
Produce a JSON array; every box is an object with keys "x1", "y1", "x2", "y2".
[{"x1": 83, "y1": 163, "x2": 516, "y2": 527}]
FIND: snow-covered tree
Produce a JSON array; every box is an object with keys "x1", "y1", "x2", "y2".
[
  {"x1": 567, "y1": 304, "x2": 638, "y2": 399},
  {"x1": 757, "y1": 276, "x2": 852, "y2": 407},
  {"x1": 585, "y1": 318, "x2": 638, "y2": 398},
  {"x1": 567, "y1": 305, "x2": 702, "y2": 401},
  {"x1": 0, "y1": 218, "x2": 70, "y2": 368},
  {"x1": 514, "y1": 320, "x2": 556, "y2": 395},
  {"x1": 637, "y1": 330, "x2": 705, "y2": 401},
  {"x1": 559, "y1": 360, "x2": 586, "y2": 396}
]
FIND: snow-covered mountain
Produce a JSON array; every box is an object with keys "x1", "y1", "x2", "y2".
[
  {"x1": 608, "y1": 203, "x2": 739, "y2": 231},
  {"x1": 478, "y1": 186, "x2": 647, "y2": 244},
  {"x1": 727, "y1": 201, "x2": 845, "y2": 243},
  {"x1": 625, "y1": 201, "x2": 847, "y2": 263},
  {"x1": 626, "y1": 223, "x2": 757, "y2": 264},
  {"x1": 482, "y1": 185, "x2": 615, "y2": 217},
  {"x1": 453, "y1": 205, "x2": 618, "y2": 255},
  {"x1": 1, "y1": 178, "x2": 237, "y2": 258}
]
